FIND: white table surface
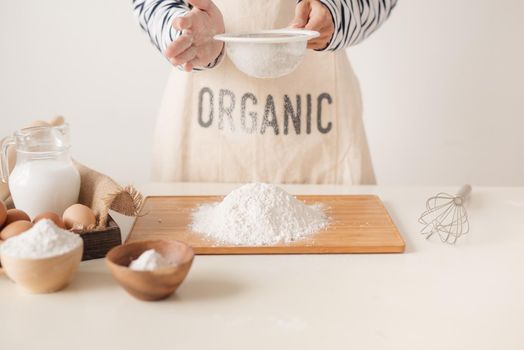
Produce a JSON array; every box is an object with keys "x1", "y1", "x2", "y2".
[{"x1": 1, "y1": 183, "x2": 523, "y2": 350}]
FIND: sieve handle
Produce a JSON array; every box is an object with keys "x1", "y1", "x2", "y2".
[
  {"x1": 0, "y1": 136, "x2": 15, "y2": 184},
  {"x1": 456, "y1": 184, "x2": 472, "y2": 200}
]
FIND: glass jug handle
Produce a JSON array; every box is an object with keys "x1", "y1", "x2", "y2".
[{"x1": 1, "y1": 136, "x2": 15, "y2": 183}]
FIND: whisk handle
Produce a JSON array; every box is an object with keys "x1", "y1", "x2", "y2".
[{"x1": 457, "y1": 184, "x2": 472, "y2": 199}]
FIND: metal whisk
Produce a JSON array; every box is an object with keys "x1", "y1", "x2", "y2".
[{"x1": 419, "y1": 185, "x2": 471, "y2": 244}]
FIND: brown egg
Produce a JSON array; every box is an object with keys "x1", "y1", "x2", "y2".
[
  {"x1": 62, "y1": 204, "x2": 96, "y2": 230},
  {"x1": 0, "y1": 200, "x2": 7, "y2": 228},
  {"x1": 49, "y1": 116, "x2": 65, "y2": 126},
  {"x1": 33, "y1": 212, "x2": 66, "y2": 229},
  {"x1": 26, "y1": 120, "x2": 50, "y2": 128},
  {"x1": 5, "y1": 209, "x2": 31, "y2": 226},
  {"x1": 0, "y1": 220, "x2": 33, "y2": 240}
]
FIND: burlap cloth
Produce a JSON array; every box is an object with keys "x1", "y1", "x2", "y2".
[{"x1": 0, "y1": 117, "x2": 143, "y2": 229}]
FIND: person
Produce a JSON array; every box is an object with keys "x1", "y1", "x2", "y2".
[{"x1": 133, "y1": 0, "x2": 397, "y2": 184}]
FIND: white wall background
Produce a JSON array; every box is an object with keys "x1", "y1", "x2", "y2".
[{"x1": 1, "y1": 0, "x2": 523, "y2": 186}]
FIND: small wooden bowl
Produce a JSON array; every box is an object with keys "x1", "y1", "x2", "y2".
[
  {"x1": 0, "y1": 244, "x2": 83, "y2": 293},
  {"x1": 105, "y1": 240, "x2": 194, "y2": 301}
]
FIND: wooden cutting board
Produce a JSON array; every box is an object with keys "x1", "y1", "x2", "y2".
[{"x1": 127, "y1": 195, "x2": 405, "y2": 254}]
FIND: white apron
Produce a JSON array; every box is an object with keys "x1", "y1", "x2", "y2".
[{"x1": 152, "y1": 0, "x2": 376, "y2": 185}]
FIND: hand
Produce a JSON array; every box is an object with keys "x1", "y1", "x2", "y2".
[
  {"x1": 165, "y1": 0, "x2": 225, "y2": 72},
  {"x1": 290, "y1": 0, "x2": 335, "y2": 50}
]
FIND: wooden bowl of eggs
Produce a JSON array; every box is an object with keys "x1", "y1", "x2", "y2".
[
  {"x1": 106, "y1": 240, "x2": 194, "y2": 301},
  {"x1": 0, "y1": 201, "x2": 95, "y2": 241}
]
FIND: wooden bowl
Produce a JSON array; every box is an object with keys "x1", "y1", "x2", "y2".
[
  {"x1": 105, "y1": 240, "x2": 194, "y2": 301},
  {"x1": 0, "y1": 244, "x2": 83, "y2": 293}
]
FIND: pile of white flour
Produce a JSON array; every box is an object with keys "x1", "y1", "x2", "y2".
[
  {"x1": 0, "y1": 219, "x2": 82, "y2": 259},
  {"x1": 191, "y1": 183, "x2": 328, "y2": 245},
  {"x1": 129, "y1": 249, "x2": 170, "y2": 271}
]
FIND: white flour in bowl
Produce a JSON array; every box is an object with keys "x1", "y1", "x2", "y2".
[
  {"x1": 191, "y1": 183, "x2": 328, "y2": 246},
  {"x1": 0, "y1": 219, "x2": 82, "y2": 259},
  {"x1": 129, "y1": 249, "x2": 170, "y2": 271}
]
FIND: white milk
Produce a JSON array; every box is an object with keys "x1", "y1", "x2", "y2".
[{"x1": 9, "y1": 159, "x2": 81, "y2": 219}]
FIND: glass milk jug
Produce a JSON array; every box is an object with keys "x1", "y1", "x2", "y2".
[{"x1": 1, "y1": 124, "x2": 81, "y2": 219}]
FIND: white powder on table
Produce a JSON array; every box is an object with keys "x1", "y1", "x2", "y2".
[
  {"x1": 129, "y1": 249, "x2": 170, "y2": 271},
  {"x1": 191, "y1": 183, "x2": 328, "y2": 246},
  {"x1": 0, "y1": 219, "x2": 82, "y2": 259}
]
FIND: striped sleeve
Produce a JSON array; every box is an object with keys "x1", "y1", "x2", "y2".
[
  {"x1": 318, "y1": 0, "x2": 398, "y2": 51},
  {"x1": 132, "y1": 0, "x2": 189, "y2": 54},
  {"x1": 132, "y1": 0, "x2": 223, "y2": 69}
]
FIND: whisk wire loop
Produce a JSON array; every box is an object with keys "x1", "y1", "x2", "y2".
[{"x1": 419, "y1": 185, "x2": 471, "y2": 244}]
